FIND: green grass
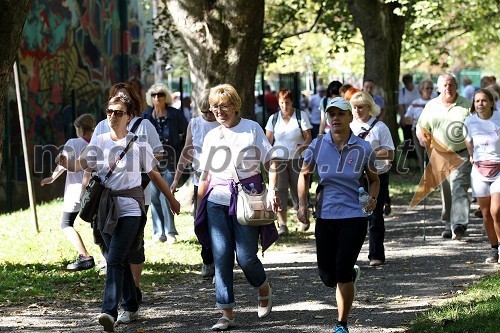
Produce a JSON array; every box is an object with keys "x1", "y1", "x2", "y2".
[{"x1": 407, "y1": 272, "x2": 500, "y2": 333}]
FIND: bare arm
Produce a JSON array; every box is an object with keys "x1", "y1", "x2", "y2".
[
  {"x1": 296, "y1": 129, "x2": 312, "y2": 154},
  {"x1": 171, "y1": 122, "x2": 194, "y2": 192},
  {"x1": 149, "y1": 168, "x2": 180, "y2": 215},
  {"x1": 56, "y1": 154, "x2": 88, "y2": 173},
  {"x1": 266, "y1": 159, "x2": 280, "y2": 213},
  {"x1": 319, "y1": 112, "x2": 326, "y2": 135},
  {"x1": 297, "y1": 160, "x2": 314, "y2": 224},
  {"x1": 40, "y1": 165, "x2": 66, "y2": 186},
  {"x1": 196, "y1": 170, "x2": 211, "y2": 212},
  {"x1": 365, "y1": 165, "x2": 380, "y2": 212},
  {"x1": 265, "y1": 130, "x2": 274, "y2": 145},
  {"x1": 465, "y1": 140, "x2": 474, "y2": 163}
]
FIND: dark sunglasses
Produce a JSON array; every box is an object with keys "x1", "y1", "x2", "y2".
[
  {"x1": 200, "y1": 110, "x2": 212, "y2": 114},
  {"x1": 106, "y1": 109, "x2": 127, "y2": 117},
  {"x1": 151, "y1": 92, "x2": 166, "y2": 98}
]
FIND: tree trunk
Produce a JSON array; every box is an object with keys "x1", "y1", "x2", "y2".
[
  {"x1": 0, "y1": 0, "x2": 31, "y2": 171},
  {"x1": 166, "y1": 0, "x2": 264, "y2": 118},
  {"x1": 345, "y1": 0, "x2": 406, "y2": 146}
]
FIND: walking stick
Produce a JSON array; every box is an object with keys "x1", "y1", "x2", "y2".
[{"x1": 422, "y1": 148, "x2": 428, "y2": 241}]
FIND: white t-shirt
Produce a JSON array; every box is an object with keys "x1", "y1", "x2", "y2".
[
  {"x1": 91, "y1": 117, "x2": 163, "y2": 205},
  {"x1": 350, "y1": 117, "x2": 395, "y2": 173},
  {"x1": 190, "y1": 116, "x2": 220, "y2": 185},
  {"x1": 62, "y1": 137, "x2": 89, "y2": 212},
  {"x1": 199, "y1": 118, "x2": 274, "y2": 206},
  {"x1": 85, "y1": 133, "x2": 156, "y2": 217},
  {"x1": 405, "y1": 97, "x2": 431, "y2": 129},
  {"x1": 464, "y1": 111, "x2": 500, "y2": 163},
  {"x1": 265, "y1": 110, "x2": 312, "y2": 160},
  {"x1": 398, "y1": 86, "x2": 421, "y2": 112}
]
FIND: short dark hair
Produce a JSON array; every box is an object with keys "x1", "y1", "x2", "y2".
[{"x1": 402, "y1": 74, "x2": 413, "y2": 84}]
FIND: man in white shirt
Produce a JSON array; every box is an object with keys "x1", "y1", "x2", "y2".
[{"x1": 398, "y1": 74, "x2": 421, "y2": 162}]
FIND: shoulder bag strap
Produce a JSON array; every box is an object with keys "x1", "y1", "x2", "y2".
[
  {"x1": 130, "y1": 118, "x2": 143, "y2": 133},
  {"x1": 103, "y1": 134, "x2": 138, "y2": 182}
]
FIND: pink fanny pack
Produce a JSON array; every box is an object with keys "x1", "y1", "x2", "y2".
[{"x1": 474, "y1": 161, "x2": 500, "y2": 178}]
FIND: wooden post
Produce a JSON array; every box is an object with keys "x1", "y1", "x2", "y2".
[{"x1": 13, "y1": 61, "x2": 39, "y2": 233}]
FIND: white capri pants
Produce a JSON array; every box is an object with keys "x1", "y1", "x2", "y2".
[{"x1": 471, "y1": 166, "x2": 500, "y2": 198}]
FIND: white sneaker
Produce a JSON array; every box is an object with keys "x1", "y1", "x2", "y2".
[
  {"x1": 353, "y1": 265, "x2": 361, "y2": 295},
  {"x1": 211, "y1": 316, "x2": 235, "y2": 331},
  {"x1": 167, "y1": 233, "x2": 177, "y2": 244},
  {"x1": 116, "y1": 310, "x2": 138, "y2": 324},
  {"x1": 485, "y1": 248, "x2": 499, "y2": 263},
  {"x1": 98, "y1": 313, "x2": 115, "y2": 332}
]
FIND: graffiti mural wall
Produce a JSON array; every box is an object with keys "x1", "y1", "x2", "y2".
[{"x1": 2, "y1": 0, "x2": 151, "y2": 211}]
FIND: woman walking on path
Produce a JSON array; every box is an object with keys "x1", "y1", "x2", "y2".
[
  {"x1": 143, "y1": 83, "x2": 188, "y2": 244},
  {"x1": 41, "y1": 114, "x2": 96, "y2": 271},
  {"x1": 58, "y1": 93, "x2": 180, "y2": 332},
  {"x1": 265, "y1": 88, "x2": 312, "y2": 235},
  {"x1": 298, "y1": 97, "x2": 379, "y2": 333},
  {"x1": 170, "y1": 89, "x2": 219, "y2": 278},
  {"x1": 195, "y1": 84, "x2": 280, "y2": 331},
  {"x1": 464, "y1": 88, "x2": 500, "y2": 264},
  {"x1": 349, "y1": 91, "x2": 394, "y2": 267}
]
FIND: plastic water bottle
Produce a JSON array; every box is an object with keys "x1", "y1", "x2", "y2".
[
  {"x1": 248, "y1": 183, "x2": 258, "y2": 194},
  {"x1": 358, "y1": 187, "x2": 372, "y2": 216}
]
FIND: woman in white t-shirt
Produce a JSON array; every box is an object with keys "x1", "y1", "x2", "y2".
[
  {"x1": 464, "y1": 88, "x2": 500, "y2": 264},
  {"x1": 195, "y1": 84, "x2": 280, "y2": 331},
  {"x1": 58, "y1": 93, "x2": 180, "y2": 332},
  {"x1": 265, "y1": 88, "x2": 312, "y2": 235},
  {"x1": 170, "y1": 89, "x2": 219, "y2": 279},
  {"x1": 41, "y1": 114, "x2": 96, "y2": 271},
  {"x1": 350, "y1": 91, "x2": 394, "y2": 267},
  {"x1": 404, "y1": 79, "x2": 433, "y2": 172}
]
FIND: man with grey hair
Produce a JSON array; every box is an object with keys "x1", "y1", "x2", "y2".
[{"x1": 416, "y1": 73, "x2": 472, "y2": 240}]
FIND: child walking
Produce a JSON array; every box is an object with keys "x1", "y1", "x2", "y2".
[{"x1": 41, "y1": 114, "x2": 96, "y2": 271}]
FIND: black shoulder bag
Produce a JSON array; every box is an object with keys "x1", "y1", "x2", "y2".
[{"x1": 79, "y1": 135, "x2": 138, "y2": 223}]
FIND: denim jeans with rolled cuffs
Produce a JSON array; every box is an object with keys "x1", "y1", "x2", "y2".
[
  {"x1": 151, "y1": 170, "x2": 177, "y2": 239},
  {"x1": 101, "y1": 216, "x2": 141, "y2": 319},
  {"x1": 206, "y1": 201, "x2": 268, "y2": 308}
]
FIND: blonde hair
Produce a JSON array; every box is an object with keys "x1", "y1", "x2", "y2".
[
  {"x1": 74, "y1": 114, "x2": 95, "y2": 133},
  {"x1": 146, "y1": 83, "x2": 173, "y2": 107},
  {"x1": 209, "y1": 84, "x2": 241, "y2": 113},
  {"x1": 198, "y1": 89, "x2": 211, "y2": 112},
  {"x1": 350, "y1": 91, "x2": 380, "y2": 116}
]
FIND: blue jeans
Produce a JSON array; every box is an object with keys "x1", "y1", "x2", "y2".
[
  {"x1": 151, "y1": 170, "x2": 177, "y2": 238},
  {"x1": 206, "y1": 201, "x2": 267, "y2": 309},
  {"x1": 101, "y1": 216, "x2": 141, "y2": 319}
]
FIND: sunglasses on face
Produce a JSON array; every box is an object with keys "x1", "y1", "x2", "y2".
[
  {"x1": 151, "y1": 92, "x2": 166, "y2": 98},
  {"x1": 200, "y1": 110, "x2": 212, "y2": 114},
  {"x1": 106, "y1": 109, "x2": 127, "y2": 117}
]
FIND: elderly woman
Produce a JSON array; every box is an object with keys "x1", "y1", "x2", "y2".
[
  {"x1": 349, "y1": 91, "x2": 394, "y2": 267},
  {"x1": 58, "y1": 93, "x2": 180, "y2": 331},
  {"x1": 404, "y1": 79, "x2": 434, "y2": 172},
  {"x1": 170, "y1": 89, "x2": 219, "y2": 278},
  {"x1": 143, "y1": 83, "x2": 188, "y2": 244},
  {"x1": 265, "y1": 88, "x2": 312, "y2": 235},
  {"x1": 195, "y1": 84, "x2": 280, "y2": 331},
  {"x1": 298, "y1": 97, "x2": 379, "y2": 333},
  {"x1": 464, "y1": 88, "x2": 500, "y2": 263}
]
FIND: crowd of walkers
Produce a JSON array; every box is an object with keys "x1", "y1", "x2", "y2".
[{"x1": 42, "y1": 73, "x2": 499, "y2": 332}]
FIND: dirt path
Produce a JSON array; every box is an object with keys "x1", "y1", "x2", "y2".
[{"x1": 0, "y1": 198, "x2": 498, "y2": 332}]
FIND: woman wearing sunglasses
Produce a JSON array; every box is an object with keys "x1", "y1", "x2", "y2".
[
  {"x1": 349, "y1": 91, "x2": 394, "y2": 268},
  {"x1": 143, "y1": 83, "x2": 188, "y2": 244},
  {"x1": 58, "y1": 93, "x2": 180, "y2": 332}
]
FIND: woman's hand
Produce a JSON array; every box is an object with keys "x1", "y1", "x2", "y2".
[
  {"x1": 366, "y1": 196, "x2": 377, "y2": 212},
  {"x1": 169, "y1": 197, "x2": 181, "y2": 215},
  {"x1": 56, "y1": 153, "x2": 67, "y2": 168},
  {"x1": 297, "y1": 205, "x2": 310, "y2": 226},
  {"x1": 266, "y1": 189, "x2": 281, "y2": 213},
  {"x1": 40, "y1": 177, "x2": 53, "y2": 186},
  {"x1": 169, "y1": 179, "x2": 178, "y2": 193}
]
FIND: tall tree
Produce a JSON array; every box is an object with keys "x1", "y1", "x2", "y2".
[
  {"x1": 0, "y1": 0, "x2": 31, "y2": 171},
  {"x1": 165, "y1": 0, "x2": 265, "y2": 118},
  {"x1": 345, "y1": 0, "x2": 406, "y2": 145}
]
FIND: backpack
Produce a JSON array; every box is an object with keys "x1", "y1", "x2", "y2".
[{"x1": 271, "y1": 108, "x2": 304, "y2": 139}]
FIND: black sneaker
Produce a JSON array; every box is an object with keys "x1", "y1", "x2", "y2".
[
  {"x1": 66, "y1": 255, "x2": 95, "y2": 271},
  {"x1": 441, "y1": 229, "x2": 452, "y2": 239},
  {"x1": 452, "y1": 225, "x2": 465, "y2": 240}
]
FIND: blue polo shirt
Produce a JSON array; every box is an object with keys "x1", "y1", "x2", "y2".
[{"x1": 304, "y1": 132, "x2": 375, "y2": 219}]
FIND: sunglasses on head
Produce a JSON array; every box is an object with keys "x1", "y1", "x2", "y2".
[
  {"x1": 106, "y1": 109, "x2": 127, "y2": 117},
  {"x1": 151, "y1": 92, "x2": 166, "y2": 98},
  {"x1": 358, "y1": 131, "x2": 369, "y2": 139}
]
